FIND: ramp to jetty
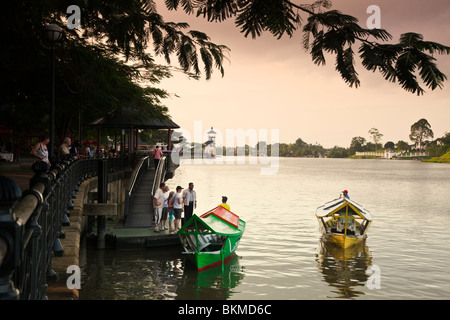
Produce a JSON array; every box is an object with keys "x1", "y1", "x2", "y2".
[
  {"x1": 109, "y1": 155, "x2": 179, "y2": 248},
  {"x1": 125, "y1": 169, "x2": 155, "y2": 228}
]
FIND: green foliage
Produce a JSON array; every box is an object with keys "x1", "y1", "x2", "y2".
[
  {"x1": 384, "y1": 141, "x2": 395, "y2": 150},
  {"x1": 278, "y1": 139, "x2": 325, "y2": 157},
  {"x1": 349, "y1": 136, "x2": 366, "y2": 153},
  {"x1": 368, "y1": 127, "x2": 383, "y2": 152},
  {"x1": 423, "y1": 151, "x2": 450, "y2": 163},
  {"x1": 326, "y1": 146, "x2": 349, "y2": 158},
  {"x1": 0, "y1": 0, "x2": 229, "y2": 142},
  {"x1": 396, "y1": 140, "x2": 409, "y2": 152},
  {"x1": 81, "y1": 0, "x2": 230, "y2": 79},
  {"x1": 409, "y1": 118, "x2": 434, "y2": 150}
]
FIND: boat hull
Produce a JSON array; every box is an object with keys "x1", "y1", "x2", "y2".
[
  {"x1": 178, "y1": 206, "x2": 245, "y2": 272},
  {"x1": 193, "y1": 236, "x2": 241, "y2": 271},
  {"x1": 195, "y1": 252, "x2": 236, "y2": 272},
  {"x1": 323, "y1": 233, "x2": 365, "y2": 248}
]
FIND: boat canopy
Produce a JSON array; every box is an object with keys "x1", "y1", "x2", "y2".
[
  {"x1": 180, "y1": 206, "x2": 245, "y2": 236},
  {"x1": 315, "y1": 197, "x2": 373, "y2": 221}
]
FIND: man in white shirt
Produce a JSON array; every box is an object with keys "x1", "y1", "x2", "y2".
[
  {"x1": 173, "y1": 186, "x2": 184, "y2": 231},
  {"x1": 182, "y1": 182, "x2": 197, "y2": 224},
  {"x1": 160, "y1": 185, "x2": 169, "y2": 230},
  {"x1": 153, "y1": 183, "x2": 165, "y2": 232}
]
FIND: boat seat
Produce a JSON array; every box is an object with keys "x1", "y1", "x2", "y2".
[
  {"x1": 209, "y1": 241, "x2": 224, "y2": 251},
  {"x1": 185, "y1": 235, "x2": 197, "y2": 252},
  {"x1": 197, "y1": 234, "x2": 212, "y2": 251}
]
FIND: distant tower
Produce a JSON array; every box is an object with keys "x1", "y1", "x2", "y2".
[
  {"x1": 207, "y1": 127, "x2": 216, "y2": 144},
  {"x1": 205, "y1": 127, "x2": 216, "y2": 158}
]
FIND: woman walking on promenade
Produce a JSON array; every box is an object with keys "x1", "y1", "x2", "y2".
[{"x1": 31, "y1": 135, "x2": 50, "y2": 165}]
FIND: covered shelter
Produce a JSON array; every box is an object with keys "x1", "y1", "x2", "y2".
[{"x1": 88, "y1": 108, "x2": 180, "y2": 154}]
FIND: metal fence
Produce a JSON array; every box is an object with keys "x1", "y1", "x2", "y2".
[
  {"x1": 0, "y1": 156, "x2": 125, "y2": 300},
  {"x1": 152, "y1": 156, "x2": 167, "y2": 197}
]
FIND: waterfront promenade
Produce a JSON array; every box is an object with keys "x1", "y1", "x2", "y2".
[
  {"x1": 0, "y1": 157, "x2": 178, "y2": 299},
  {"x1": 1, "y1": 159, "x2": 88, "y2": 299}
]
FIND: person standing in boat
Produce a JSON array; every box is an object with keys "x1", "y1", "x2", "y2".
[
  {"x1": 342, "y1": 190, "x2": 350, "y2": 199},
  {"x1": 182, "y1": 182, "x2": 197, "y2": 224},
  {"x1": 220, "y1": 196, "x2": 230, "y2": 210},
  {"x1": 339, "y1": 190, "x2": 356, "y2": 233}
]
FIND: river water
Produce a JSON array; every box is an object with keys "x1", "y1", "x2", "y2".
[{"x1": 79, "y1": 157, "x2": 450, "y2": 300}]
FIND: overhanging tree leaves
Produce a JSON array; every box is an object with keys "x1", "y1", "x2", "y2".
[
  {"x1": 165, "y1": 0, "x2": 450, "y2": 95},
  {"x1": 80, "y1": 0, "x2": 229, "y2": 79}
]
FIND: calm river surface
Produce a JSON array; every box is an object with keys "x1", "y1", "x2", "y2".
[{"x1": 80, "y1": 157, "x2": 450, "y2": 299}]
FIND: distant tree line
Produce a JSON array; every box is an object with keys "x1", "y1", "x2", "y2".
[{"x1": 253, "y1": 118, "x2": 449, "y2": 158}]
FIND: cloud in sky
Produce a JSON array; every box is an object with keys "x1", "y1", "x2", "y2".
[{"x1": 154, "y1": 0, "x2": 450, "y2": 148}]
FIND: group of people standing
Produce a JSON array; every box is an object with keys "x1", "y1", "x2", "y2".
[
  {"x1": 31, "y1": 135, "x2": 78, "y2": 166},
  {"x1": 153, "y1": 182, "x2": 197, "y2": 233},
  {"x1": 153, "y1": 182, "x2": 232, "y2": 233}
]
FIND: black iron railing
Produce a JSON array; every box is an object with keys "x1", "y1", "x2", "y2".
[
  {"x1": 0, "y1": 156, "x2": 126, "y2": 300},
  {"x1": 151, "y1": 156, "x2": 167, "y2": 197}
]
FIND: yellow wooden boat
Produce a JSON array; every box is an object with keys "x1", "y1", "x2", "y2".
[{"x1": 315, "y1": 196, "x2": 372, "y2": 248}]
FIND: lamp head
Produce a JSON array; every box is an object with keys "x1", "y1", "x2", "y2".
[{"x1": 44, "y1": 24, "x2": 63, "y2": 42}]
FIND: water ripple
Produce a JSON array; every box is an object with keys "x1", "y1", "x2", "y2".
[{"x1": 81, "y1": 158, "x2": 450, "y2": 300}]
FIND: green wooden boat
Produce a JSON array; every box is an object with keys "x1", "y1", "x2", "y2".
[{"x1": 177, "y1": 205, "x2": 246, "y2": 272}]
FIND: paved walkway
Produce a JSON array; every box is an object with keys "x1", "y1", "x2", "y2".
[{"x1": 0, "y1": 160, "x2": 35, "y2": 191}]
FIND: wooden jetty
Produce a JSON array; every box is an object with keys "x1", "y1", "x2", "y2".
[{"x1": 101, "y1": 166, "x2": 180, "y2": 249}]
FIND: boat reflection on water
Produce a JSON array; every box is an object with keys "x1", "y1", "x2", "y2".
[
  {"x1": 80, "y1": 245, "x2": 245, "y2": 300},
  {"x1": 176, "y1": 254, "x2": 245, "y2": 300},
  {"x1": 316, "y1": 237, "x2": 373, "y2": 299}
]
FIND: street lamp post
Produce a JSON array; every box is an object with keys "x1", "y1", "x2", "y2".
[{"x1": 44, "y1": 24, "x2": 63, "y2": 162}]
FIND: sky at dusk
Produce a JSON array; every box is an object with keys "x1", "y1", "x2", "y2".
[{"x1": 153, "y1": 0, "x2": 450, "y2": 148}]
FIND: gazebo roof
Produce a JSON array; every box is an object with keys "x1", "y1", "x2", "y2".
[{"x1": 89, "y1": 108, "x2": 180, "y2": 130}]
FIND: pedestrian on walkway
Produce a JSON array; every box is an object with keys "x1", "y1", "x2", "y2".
[
  {"x1": 31, "y1": 135, "x2": 50, "y2": 165},
  {"x1": 152, "y1": 145, "x2": 163, "y2": 169},
  {"x1": 153, "y1": 182, "x2": 165, "y2": 232},
  {"x1": 182, "y1": 182, "x2": 196, "y2": 224}
]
